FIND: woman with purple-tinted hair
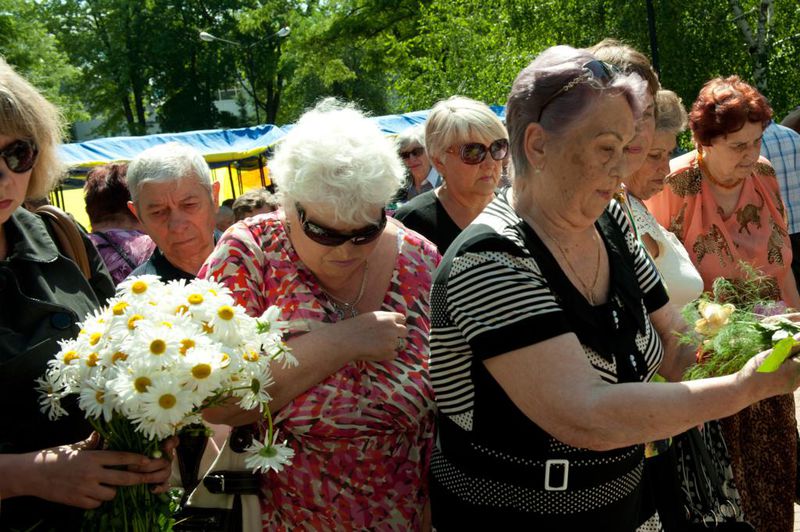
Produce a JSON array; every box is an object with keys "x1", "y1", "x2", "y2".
[{"x1": 427, "y1": 45, "x2": 800, "y2": 529}]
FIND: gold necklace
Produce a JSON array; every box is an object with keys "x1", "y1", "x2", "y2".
[
  {"x1": 537, "y1": 222, "x2": 602, "y2": 305},
  {"x1": 321, "y1": 262, "x2": 369, "y2": 319}
]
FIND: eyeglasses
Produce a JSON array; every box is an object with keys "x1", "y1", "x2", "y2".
[
  {"x1": 399, "y1": 146, "x2": 425, "y2": 160},
  {"x1": 450, "y1": 139, "x2": 509, "y2": 165},
  {"x1": 295, "y1": 203, "x2": 386, "y2": 246},
  {"x1": 537, "y1": 60, "x2": 617, "y2": 122},
  {"x1": 0, "y1": 139, "x2": 38, "y2": 173}
]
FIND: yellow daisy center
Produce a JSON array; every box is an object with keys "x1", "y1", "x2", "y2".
[
  {"x1": 209, "y1": 288, "x2": 218, "y2": 296},
  {"x1": 127, "y1": 314, "x2": 144, "y2": 330},
  {"x1": 89, "y1": 332, "x2": 102, "y2": 346},
  {"x1": 63, "y1": 351, "x2": 79, "y2": 364},
  {"x1": 217, "y1": 306, "x2": 235, "y2": 321},
  {"x1": 112, "y1": 301, "x2": 129, "y2": 315},
  {"x1": 134, "y1": 376, "x2": 152, "y2": 393},
  {"x1": 86, "y1": 353, "x2": 99, "y2": 367},
  {"x1": 243, "y1": 351, "x2": 260, "y2": 362},
  {"x1": 95, "y1": 390, "x2": 105, "y2": 404},
  {"x1": 131, "y1": 280, "x2": 147, "y2": 294},
  {"x1": 191, "y1": 363, "x2": 212, "y2": 379},
  {"x1": 112, "y1": 351, "x2": 128, "y2": 364},
  {"x1": 149, "y1": 339, "x2": 167, "y2": 355},
  {"x1": 158, "y1": 394, "x2": 177, "y2": 409},
  {"x1": 175, "y1": 304, "x2": 189, "y2": 315},
  {"x1": 188, "y1": 294, "x2": 204, "y2": 305},
  {"x1": 161, "y1": 321, "x2": 173, "y2": 328},
  {"x1": 202, "y1": 322, "x2": 214, "y2": 334},
  {"x1": 220, "y1": 353, "x2": 231, "y2": 367},
  {"x1": 179, "y1": 339, "x2": 195, "y2": 355}
]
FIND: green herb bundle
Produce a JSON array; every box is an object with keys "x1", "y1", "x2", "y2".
[{"x1": 678, "y1": 264, "x2": 799, "y2": 380}]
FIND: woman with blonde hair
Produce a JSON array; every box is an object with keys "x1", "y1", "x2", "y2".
[
  {"x1": 0, "y1": 59, "x2": 173, "y2": 530},
  {"x1": 395, "y1": 96, "x2": 508, "y2": 253}
]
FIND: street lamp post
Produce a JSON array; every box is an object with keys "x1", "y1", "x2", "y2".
[{"x1": 200, "y1": 26, "x2": 291, "y2": 124}]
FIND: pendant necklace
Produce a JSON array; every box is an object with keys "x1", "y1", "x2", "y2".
[
  {"x1": 322, "y1": 262, "x2": 369, "y2": 319},
  {"x1": 537, "y1": 222, "x2": 602, "y2": 305}
]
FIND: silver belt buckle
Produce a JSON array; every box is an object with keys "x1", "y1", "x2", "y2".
[{"x1": 544, "y1": 459, "x2": 569, "y2": 491}]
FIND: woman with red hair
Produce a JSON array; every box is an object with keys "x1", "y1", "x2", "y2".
[{"x1": 648, "y1": 75, "x2": 799, "y2": 531}]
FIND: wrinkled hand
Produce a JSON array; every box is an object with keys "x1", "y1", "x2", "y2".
[
  {"x1": 30, "y1": 432, "x2": 176, "y2": 509},
  {"x1": 339, "y1": 311, "x2": 408, "y2": 362},
  {"x1": 127, "y1": 435, "x2": 178, "y2": 494},
  {"x1": 739, "y1": 334, "x2": 800, "y2": 399}
]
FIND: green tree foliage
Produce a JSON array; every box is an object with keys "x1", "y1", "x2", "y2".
[
  {"x1": 33, "y1": 0, "x2": 800, "y2": 134},
  {"x1": 0, "y1": 0, "x2": 85, "y2": 127}
]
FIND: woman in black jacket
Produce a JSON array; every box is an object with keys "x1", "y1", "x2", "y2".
[{"x1": 0, "y1": 58, "x2": 173, "y2": 531}]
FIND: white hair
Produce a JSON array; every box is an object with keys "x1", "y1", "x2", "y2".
[
  {"x1": 271, "y1": 98, "x2": 405, "y2": 225},
  {"x1": 127, "y1": 142, "x2": 214, "y2": 204},
  {"x1": 395, "y1": 124, "x2": 426, "y2": 151}
]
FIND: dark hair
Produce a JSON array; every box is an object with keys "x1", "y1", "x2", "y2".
[
  {"x1": 506, "y1": 45, "x2": 647, "y2": 176},
  {"x1": 83, "y1": 163, "x2": 136, "y2": 226},
  {"x1": 232, "y1": 189, "x2": 277, "y2": 221},
  {"x1": 689, "y1": 75, "x2": 772, "y2": 146},
  {"x1": 589, "y1": 39, "x2": 660, "y2": 98}
]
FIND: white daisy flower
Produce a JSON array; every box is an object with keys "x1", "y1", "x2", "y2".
[
  {"x1": 244, "y1": 431, "x2": 295, "y2": 474},
  {"x1": 117, "y1": 275, "x2": 164, "y2": 301},
  {"x1": 107, "y1": 359, "x2": 162, "y2": 416},
  {"x1": 36, "y1": 369, "x2": 69, "y2": 420},
  {"x1": 234, "y1": 364, "x2": 274, "y2": 411},
  {"x1": 136, "y1": 379, "x2": 195, "y2": 428},
  {"x1": 123, "y1": 323, "x2": 182, "y2": 368},
  {"x1": 79, "y1": 376, "x2": 116, "y2": 422},
  {"x1": 178, "y1": 348, "x2": 226, "y2": 395}
]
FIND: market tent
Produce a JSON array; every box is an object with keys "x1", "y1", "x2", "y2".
[{"x1": 59, "y1": 123, "x2": 286, "y2": 172}]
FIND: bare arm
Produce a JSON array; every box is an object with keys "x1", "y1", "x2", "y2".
[
  {"x1": 650, "y1": 302, "x2": 697, "y2": 382},
  {"x1": 204, "y1": 311, "x2": 407, "y2": 426},
  {"x1": 483, "y1": 329, "x2": 800, "y2": 452}
]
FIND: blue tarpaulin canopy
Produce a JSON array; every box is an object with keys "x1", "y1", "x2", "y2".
[{"x1": 58, "y1": 106, "x2": 505, "y2": 172}]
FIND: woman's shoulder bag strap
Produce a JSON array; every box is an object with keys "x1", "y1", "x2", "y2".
[{"x1": 35, "y1": 205, "x2": 93, "y2": 280}]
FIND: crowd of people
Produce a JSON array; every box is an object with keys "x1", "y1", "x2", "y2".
[{"x1": 3, "y1": 35, "x2": 800, "y2": 531}]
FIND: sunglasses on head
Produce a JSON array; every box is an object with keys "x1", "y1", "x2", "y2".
[
  {"x1": 295, "y1": 203, "x2": 386, "y2": 246},
  {"x1": 537, "y1": 60, "x2": 617, "y2": 122},
  {"x1": 451, "y1": 138, "x2": 509, "y2": 165},
  {"x1": 399, "y1": 146, "x2": 425, "y2": 160},
  {"x1": 0, "y1": 139, "x2": 38, "y2": 173}
]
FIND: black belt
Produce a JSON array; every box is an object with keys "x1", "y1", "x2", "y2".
[{"x1": 203, "y1": 470, "x2": 260, "y2": 494}]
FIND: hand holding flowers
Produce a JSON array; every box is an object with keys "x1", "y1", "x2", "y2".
[{"x1": 36, "y1": 276, "x2": 296, "y2": 530}]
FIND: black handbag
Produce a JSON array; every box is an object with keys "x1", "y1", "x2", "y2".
[{"x1": 673, "y1": 422, "x2": 755, "y2": 531}]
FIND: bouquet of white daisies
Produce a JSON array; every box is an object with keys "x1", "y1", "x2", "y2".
[{"x1": 36, "y1": 275, "x2": 296, "y2": 531}]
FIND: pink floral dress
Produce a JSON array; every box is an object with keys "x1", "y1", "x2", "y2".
[{"x1": 198, "y1": 212, "x2": 439, "y2": 531}]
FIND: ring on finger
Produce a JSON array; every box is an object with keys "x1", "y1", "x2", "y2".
[{"x1": 396, "y1": 337, "x2": 405, "y2": 351}]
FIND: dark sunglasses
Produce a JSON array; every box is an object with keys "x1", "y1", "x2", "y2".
[
  {"x1": 452, "y1": 138, "x2": 509, "y2": 165},
  {"x1": 0, "y1": 139, "x2": 38, "y2": 173},
  {"x1": 295, "y1": 203, "x2": 386, "y2": 246},
  {"x1": 399, "y1": 146, "x2": 425, "y2": 160},
  {"x1": 537, "y1": 60, "x2": 617, "y2": 122}
]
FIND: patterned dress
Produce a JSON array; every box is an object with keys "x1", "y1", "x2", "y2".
[
  {"x1": 198, "y1": 212, "x2": 439, "y2": 531},
  {"x1": 647, "y1": 151, "x2": 797, "y2": 532},
  {"x1": 88, "y1": 229, "x2": 155, "y2": 285}
]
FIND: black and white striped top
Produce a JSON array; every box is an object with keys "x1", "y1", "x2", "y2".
[{"x1": 429, "y1": 189, "x2": 669, "y2": 528}]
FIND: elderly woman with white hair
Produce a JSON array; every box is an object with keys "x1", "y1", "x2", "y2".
[
  {"x1": 428, "y1": 45, "x2": 800, "y2": 529},
  {"x1": 394, "y1": 96, "x2": 508, "y2": 253},
  {"x1": 200, "y1": 99, "x2": 439, "y2": 530}
]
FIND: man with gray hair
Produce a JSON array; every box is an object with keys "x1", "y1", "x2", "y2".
[{"x1": 126, "y1": 142, "x2": 220, "y2": 280}]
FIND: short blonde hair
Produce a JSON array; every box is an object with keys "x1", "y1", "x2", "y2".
[
  {"x1": 655, "y1": 90, "x2": 688, "y2": 135},
  {"x1": 425, "y1": 96, "x2": 507, "y2": 164},
  {"x1": 271, "y1": 98, "x2": 404, "y2": 226},
  {"x1": 0, "y1": 58, "x2": 66, "y2": 199}
]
